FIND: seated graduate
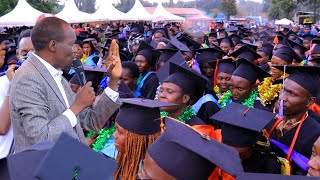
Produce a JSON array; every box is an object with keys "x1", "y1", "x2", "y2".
[
  {"x1": 134, "y1": 41, "x2": 159, "y2": 99},
  {"x1": 138, "y1": 116, "x2": 244, "y2": 180},
  {"x1": 211, "y1": 103, "x2": 281, "y2": 174},
  {"x1": 266, "y1": 66, "x2": 320, "y2": 175},
  {"x1": 308, "y1": 136, "x2": 320, "y2": 177},
  {"x1": 220, "y1": 58, "x2": 270, "y2": 110},
  {"x1": 158, "y1": 59, "x2": 207, "y2": 126},
  {"x1": 113, "y1": 98, "x2": 175, "y2": 180}
]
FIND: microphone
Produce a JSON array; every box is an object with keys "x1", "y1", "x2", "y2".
[{"x1": 72, "y1": 60, "x2": 87, "y2": 87}]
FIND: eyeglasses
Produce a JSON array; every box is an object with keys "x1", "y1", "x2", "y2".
[{"x1": 137, "y1": 159, "x2": 150, "y2": 180}]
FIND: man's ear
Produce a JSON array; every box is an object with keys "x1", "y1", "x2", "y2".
[
  {"x1": 182, "y1": 94, "x2": 191, "y2": 104},
  {"x1": 48, "y1": 40, "x2": 57, "y2": 52},
  {"x1": 307, "y1": 97, "x2": 316, "y2": 107}
]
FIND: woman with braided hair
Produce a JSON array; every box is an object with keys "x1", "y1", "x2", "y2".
[{"x1": 113, "y1": 98, "x2": 175, "y2": 180}]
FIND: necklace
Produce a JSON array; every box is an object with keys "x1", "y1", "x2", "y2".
[
  {"x1": 160, "y1": 106, "x2": 195, "y2": 123},
  {"x1": 86, "y1": 123, "x2": 116, "y2": 152},
  {"x1": 219, "y1": 90, "x2": 258, "y2": 109},
  {"x1": 258, "y1": 77, "x2": 282, "y2": 106}
]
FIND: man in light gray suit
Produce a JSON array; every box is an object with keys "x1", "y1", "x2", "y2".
[{"x1": 10, "y1": 17, "x2": 122, "y2": 152}]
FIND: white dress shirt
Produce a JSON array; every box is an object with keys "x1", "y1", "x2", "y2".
[
  {"x1": 33, "y1": 53, "x2": 119, "y2": 127},
  {"x1": 0, "y1": 75, "x2": 13, "y2": 159}
]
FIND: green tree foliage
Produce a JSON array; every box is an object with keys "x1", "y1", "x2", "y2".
[
  {"x1": 220, "y1": 0, "x2": 237, "y2": 20},
  {"x1": 268, "y1": 0, "x2": 296, "y2": 20},
  {"x1": 75, "y1": 0, "x2": 96, "y2": 13},
  {"x1": 0, "y1": 0, "x2": 58, "y2": 17}
]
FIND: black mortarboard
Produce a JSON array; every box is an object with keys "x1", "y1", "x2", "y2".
[
  {"x1": 273, "y1": 35, "x2": 288, "y2": 45},
  {"x1": 194, "y1": 47, "x2": 226, "y2": 62},
  {"x1": 118, "y1": 80, "x2": 135, "y2": 98},
  {"x1": 210, "y1": 103, "x2": 275, "y2": 147},
  {"x1": 106, "y1": 32, "x2": 120, "y2": 40},
  {"x1": 0, "y1": 141, "x2": 53, "y2": 180},
  {"x1": 302, "y1": 34, "x2": 315, "y2": 41},
  {"x1": 210, "y1": 59, "x2": 236, "y2": 75},
  {"x1": 168, "y1": 37, "x2": 190, "y2": 52},
  {"x1": 136, "y1": 41, "x2": 156, "y2": 67},
  {"x1": 218, "y1": 37, "x2": 234, "y2": 47},
  {"x1": 239, "y1": 39, "x2": 258, "y2": 51},
  {"x1": 257, "y1": 43, "x2": 273, "y2": 59},
  {"x1": 35, "y1": 133, "x2": 117, "y2": 180},
  {"x1": 229, "y1": 45, "x2": 261, "y2": 63},
  {"x1": 273, "y1": 45, "x2": 303, "y2": 63},
  {"x1": 177, "y1": 35, "x2": 201, "y2": 50},
  {"x1": 147, "y1": 117, "x2": 243, "y2": 179},
  {"x1": 156, "y1": 51, "x2": 189, "y2": 83},
  {"x1": 75, "y1": 36, "x2": 85, "y2": 47},
  {"x1": 115, "y1": 98, "x2": 176, "y2": 135},
  {"x1": 157, "y1": 49, "x2": 179, "y2": 63},
  {"x1": 311, "y1": 40, "x2": 320, "y2": 60},
  {"x1": 218, "y1": 29, "x2": 228, "y2": 37},
  {"x1": 130, "y1": 23, "x2": 144, "y2": 34},
  {"x1": 153, "y1": 28, "x2": 170, "y2": 39},
  {"x1": 230, "y1": 34, "x2": 242, "y2": 45},
  {"x1": 287, "y1": 38, "x2": 309, "y2": 54},
  {"x1": 274, "y1": 66, "x2": 320, "y2": 97},
  {"x1": 237, "y1": 173, "x2": 318, "y2": 180},
  {"x1": 164, "y1": 62, "x2": 207, "y2": 104},
  {"x1": 233, "y1": 58, "x2": 271, "y2": 84}
]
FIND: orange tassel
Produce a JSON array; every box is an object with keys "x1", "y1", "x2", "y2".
[{"x1": 273, "y1": 36, "x2": 279, "y2": 44}]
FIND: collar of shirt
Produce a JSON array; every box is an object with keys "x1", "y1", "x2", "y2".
[{"x1": 32, "y1": 53, "x2": 63, "y2": 81}]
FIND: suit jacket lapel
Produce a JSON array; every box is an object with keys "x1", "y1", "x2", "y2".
[{"x1": 28, "y1": 54, "x2": 67, "y2": 108}]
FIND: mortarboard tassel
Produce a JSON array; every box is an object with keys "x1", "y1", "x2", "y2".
[
  {"x1": 213, "y1": 59, "x2": 220, "y2": 87},
  {"x1": 278, "y1": 65, "x2": 287, "y2": 118},
  {"x1": 273, "y1": 36, "x2": 279, "y2": 45}
]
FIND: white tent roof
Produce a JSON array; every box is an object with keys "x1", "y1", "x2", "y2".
[
  {"x1": 275, "y1": 18, "x2": 293, "y2": 25},
  {"x1": 152, "y1": 3, "x2": 185, "y2": 21},
  {"x1": 92, "y1": 1, "x2": 127, "y2": 21},
  {"x1": 0, "y1": 0, "x2": 47, "y2": 27},
  {"x1": 125, "y1": 0, "x2": 153, "y2": 21},
  {"x1": 55, "y1": 0, "x2": 93, "y2": 23}
]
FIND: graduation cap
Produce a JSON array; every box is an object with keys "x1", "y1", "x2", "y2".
[
  {"x1": 168, "y1": 37, "x2": 190, "y2": 52},
  {"x1": 218, "y1": 29, "x2": 228, "y2": 37},
  {"x1": 217, "y1": 37, "x2": 234, "y2": 47},
  {"x1": 237, "y1": 173, "x2": 318, "y2": 180},
  {"x1": 35, "y1": 133, "x2": 117, "y2": 180},
  {"x1": 118, "y1": 80, "x2": 135, "y2": 98},
  {"x1": 210, "y1": 102, "x2": 276, "y2": 147},
  {"x1": 106, "y1": 32, "x2": 120, "y2": 40},
  {"x1": 273, "y1": 45, "x2": 303, "y2": 63},
  {"x1": 177, "y1": 35, "x2": 201, "y2": 50},
  {"x1": 130, "y1": 23, "x2": 144, "y2": 34},
  {"x1": 302, "y1": 34, "x2": 316, "y2": 42},
  {"x1": 75, "y1": 36, "x2": 85, "y2": 47},
  {"x1": 0, "y1": 141, "x2": 53, "y2": 180},
  {"x1": 287, "y1": 38, "x2": 309, "y2": 54},
  {"x1": 164, "y1": 62, "x2": 208, "y2": 104},
  {"x1": 230, "y1": 34, "x2": 242, "y2": 45},
  {"x1": 310, "y1": 39, "x2": 320, "y2": 60},
  {"x1": 136, "y1": 41, "x2": 157, "y2": 67},
  {"x1": 83, "y1": 38, "x2": 96, "y2": 43},
  {"x1": 153, "y1": 28, "x2": 170, "y2": 39},
  {"x1": 257, "y1": 43, "x2": 274, "y2": 59},
  {"x1": 69, "y1": 64, "x2": 107, "y2": 92},
  {"x1": 147, "y1": 116, "x2": 244, "y2": 179},
  {"x1": 156, "y1": 49, "x2": 179, "y2": 64},
  {"x1": 273, "y1": 66, "x2": 320, "y2": 97},
  {"x1": 239, "y1": 40, "x2": 258, "y2": 51},
  {"x1": 208, "y1": 31, "x2": 218, "y2": 38},
  {"x1": 194, "y1": 48, "x2": 226, "y2": 61},
  {"x1": 156, "y1": 51, "x2": 189, "y2": 83},
  {"x1": 210, "y1": 58, "x2": 236, "y2": 75},
  {"x1": 229, "y1": 44, "x2": 261, "y2": 63},
  {"x1": 233, "y1": 58, "x2": 271, "y2": 84},
  {"x1": 115, "y1": 98, "x2": 176, "y2": 135},
  {"x1": 273, "y1": 35, "x2": 288, "y2": 45}
]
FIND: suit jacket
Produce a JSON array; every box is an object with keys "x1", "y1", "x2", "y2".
[{"x1": 10, "y1": 54, "x2": 122, "y2": 152}]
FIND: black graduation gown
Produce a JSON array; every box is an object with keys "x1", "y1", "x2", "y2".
[
  {"x1": 197, "y1": 101, "x2": 220, "y2": 127},
  {"x1": 266, "y1": 116, "x2": 320, "y2": 175},
  {"x1": 138, "y1": 73, "x2": 159, "y2": 100},
  {"x1": 253, "y1": 100, "x2": 266, "y2": 110},
  {"x1": 242, "y1": 150, "x2": 281, "y2": 174},
  {"x1": 186, "y1": 115, "x2": 206, "y2": 126}
]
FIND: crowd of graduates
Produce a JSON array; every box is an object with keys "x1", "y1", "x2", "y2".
[{"x1": 1, "y1": 18, "x2": 320, "y2": 179}]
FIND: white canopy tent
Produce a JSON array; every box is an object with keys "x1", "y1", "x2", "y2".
[
  {"x1": 0, "y1": 0, "x2": 49, "y2": 27},
  {"x1": 55, "y1": 0, "x2": 93, "y2": 23},
  {"x1": 275, "y1": 18, "x2": 293, "y2": 25},
  {"x1": 152, "y1": 3, "x2": 185, "y2": 21},
  {"x1": 92, "y1": 1, "x2": 127, "y2": 21},
  {"x1": 125, "y1": 0, "x2": 153, "y2": 21}
]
